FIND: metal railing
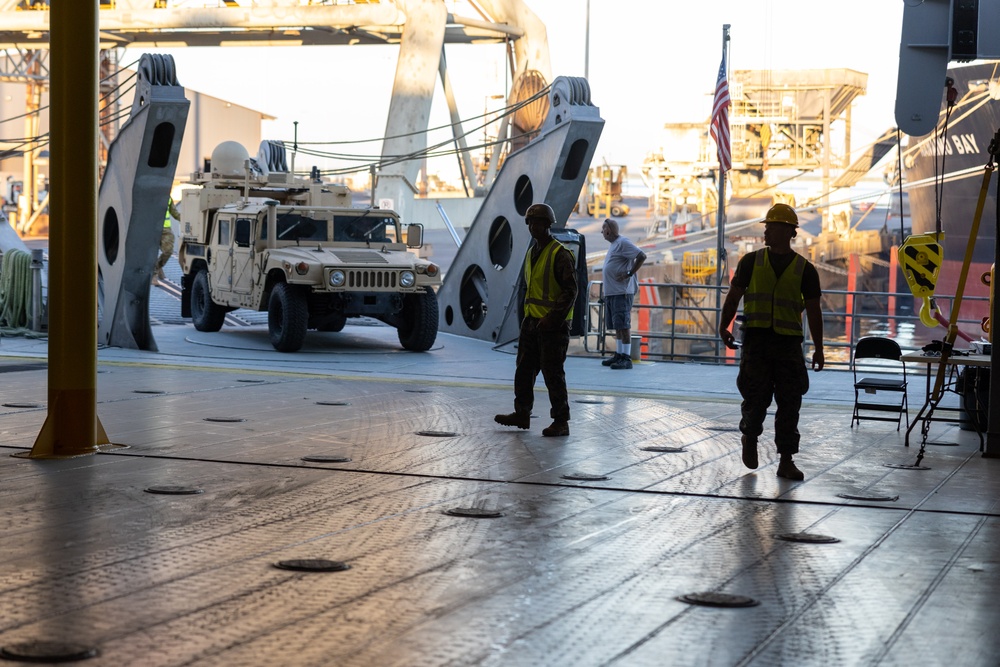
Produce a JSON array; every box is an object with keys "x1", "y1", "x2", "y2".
[{"x1": 584, "y1": 279, "x2": 990, "y2": 370}]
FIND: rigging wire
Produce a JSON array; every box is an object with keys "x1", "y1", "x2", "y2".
[
  {"x1": 933, "y1": 77, "x2": 959, "y2": 236},
  {"x1": 99, "y1": 80, "x2": 137, "y2": 114},
  {"x1": 309, "y1": 131, "x2": 534, "y2": 179},
  {"x1": 896, "y1": 128, "x2": 905, "y2": 240},
  {"x1": 286, "y1": 85, "x2": 549, "y2": 160},
  {"x1": 0, "y1": 107, "x2": 44, "y2": 127},
  {"x1": 0, "y1": 66, "x2": 139, "y2": 127},
  {"x1": 0, "y1": 132, "x2": 49, "y2": 144},
  {"x1": 0, "y1": 135, "x2": 48, "y2": 160},
  {"x1": 270, "y1": 85, "x2": 551, "y2": 179},
  {"x1": 291, "y1": 86, "x2": 546, "y2": 148},
  {"x1": 101, "y1": 58, "x2": 140, "y2": 83},
  {"x1": 99, "y1": 107, "x2": 132, "y2": 128}
]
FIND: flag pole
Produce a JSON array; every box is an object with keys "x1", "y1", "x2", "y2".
[
  {"x1": 714, "y1": 24, "x2": 731, "y2": 356},
  {"x1": 715, "y1": 24, "x2": 730, "y2": 288}
]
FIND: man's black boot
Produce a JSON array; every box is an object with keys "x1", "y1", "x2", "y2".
[{"x1": 776, "y1": 456, "x2": 804, "y2": 480}]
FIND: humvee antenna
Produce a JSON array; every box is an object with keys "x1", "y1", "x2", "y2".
[
  {"x1": 291, "y1": 120, "x2": 298, "y2": 183},
  {"x1": 242, "y1": 158, "x2": 250, "y2": 204}
]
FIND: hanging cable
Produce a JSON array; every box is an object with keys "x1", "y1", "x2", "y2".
[
  {"x1": 0, "y1": 135, "x2": 49, "y2": 160},
  {"x1": 99, "y1": 80, "x2": 137, "y2": 113},
  {"x1": 291, "y1": 84, "x2": 550, "y2": 151},
  {"x1": 309, "y1": 131, "x2": 535, "y2": 179},
  {"x1": 278, "y1": 84, "x2": 552, "y2": 172},
  {"x1": 0, "y1": 107, "x2": 45, "y2": 127},
  {"x1": 933, "y1": 76, "x2": 958, "y2": 236},
  {"x1": 100, "y1": 58, "x2": 140, "y2": 83},
  {"x1": 99, "y1": 107, "x2": 132, "y2": 128},
  {"x1": 0, "y1": 64, "x2": 138, "y2": 128},
  {"x1": 0, "y1": 131, "x2": 49, "y2": 144},
  {"x1": 897, "y1": 128, "x2": 905, "y2": 240}
]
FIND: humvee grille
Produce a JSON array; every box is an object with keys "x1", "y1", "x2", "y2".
[{"x1": 347, "y1": 269, "x2": 399, "y2": 289}]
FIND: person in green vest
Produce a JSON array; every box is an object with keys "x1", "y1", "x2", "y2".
[
  {"x1": 495, "y1": 202, "x2": 579, "y2": 437},
  {"x1": 153, "y1": 196, "x2": 179, "y2": 285},
  {"x1": 718, "y1": 203, "x2": 825, "y2": 480}
]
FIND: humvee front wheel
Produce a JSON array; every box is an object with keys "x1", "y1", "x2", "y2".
[
  {"x1": 268, "y1": 282, "x2": 308, "y2": 352},
  {"x1": 397, "y1": 286, "x2": 438, "y2": 352},
  {"x1": 191, "y1": 270, "x2": 226, "y2": 332}
]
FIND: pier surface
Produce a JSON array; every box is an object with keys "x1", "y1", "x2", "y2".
[{"x1": 0, "y1": 320, "x2": 997, "y2": 667}]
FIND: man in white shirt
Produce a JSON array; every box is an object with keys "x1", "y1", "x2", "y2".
[{"x1": 600, "y1": 218, "x2": 646, "y2": 369}]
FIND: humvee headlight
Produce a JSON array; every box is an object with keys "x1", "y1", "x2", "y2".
[
  {"x1": 400, "y1": 270, "x2": 416, "y2": 287},
  {"x1": 330, "y1": 270, "x2": 346, "y2": 287}
]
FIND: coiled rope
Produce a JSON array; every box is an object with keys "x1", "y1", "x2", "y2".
[{"x1": 0, "y1": 249, "x2": 39, "y2": 335}]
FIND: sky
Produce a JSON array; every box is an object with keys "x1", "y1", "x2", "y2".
[{"x1": 128, "y1": 0, "x2": 908, "y2": 185}]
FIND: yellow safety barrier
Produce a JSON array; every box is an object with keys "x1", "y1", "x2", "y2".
[
  {"x1": 682, "y1": 249, "x2": 717, "y2": 283},
  {"x1": 897, "y1": 232, "x2": 944, "y2": 327}
]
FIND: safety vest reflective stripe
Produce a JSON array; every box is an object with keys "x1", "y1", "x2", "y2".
[
  {"x1": 743, "y1": 249, "x2": 806, "y2": 336},
  {"x1": 523, "y1": 240, "x2": 573, "y2": 320},
  {"x1": 164, "y1": 200, "x2": 173, "y2": 229}
]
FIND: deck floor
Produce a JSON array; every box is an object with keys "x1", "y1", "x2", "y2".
[{"x1": 0, "y1": 324, "x2": 998, "y2": 666}]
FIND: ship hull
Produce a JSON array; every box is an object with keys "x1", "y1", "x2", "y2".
[{"x1": 905, "y1": 61, "x2": 999, "y2": 327}]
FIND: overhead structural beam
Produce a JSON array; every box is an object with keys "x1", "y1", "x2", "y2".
[
  {"x1": 475, "y1": 0, "x2": 552, "y2": 82},
  {"x1": 375, "y1": 0, "x2": 448, "y2": 226},
  {"x1": 371, "y1": 0, "x2": 550, "y2": 218},
  {"x1": 0, "y1": 49, "x2": 48, "y2": 83},
  {"x1": 0, "y1": 5, "x2": 405, "y2": 31},
  {"x1": 438, "y1": 49, "x2": 478, "y2": 197},
  {"x1": 445, "y1": 13, "x2": 524, "y2": 39},
  {"x1": 0, "y1": 2, "x2": 521, "y2": 48}
]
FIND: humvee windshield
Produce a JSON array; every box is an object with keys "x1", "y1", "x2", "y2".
[
  {"x1": 334, "y1": 214, "x2": 394, "y2": 243},
  {"x1": 264, "y1": 213, "x2": 329, "y2": 242}
]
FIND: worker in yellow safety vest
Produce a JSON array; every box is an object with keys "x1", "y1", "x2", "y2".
[
  {"x1": 495, "y1": 202, "x2": 579, "y2": 437},
  {"x1": 153, "y1": 196, "x2": 179, "y2": 285},
  {"x1": 718, "y1": 203, "x2": 825, "y2": 481}
]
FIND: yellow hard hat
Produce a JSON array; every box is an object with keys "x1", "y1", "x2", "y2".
[
  {"x1": 525, "y1": 203, "x2": 556, "y2": 225},
  {"x1": 762, "y1": 203, "x2": 798, "y2": 227}
]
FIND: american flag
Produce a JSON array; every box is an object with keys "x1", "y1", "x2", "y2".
[{"x1": 710, "y1": 58, "x2": 731, "y2": 172}]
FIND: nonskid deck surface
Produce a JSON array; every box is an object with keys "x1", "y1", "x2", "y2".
[{"x1": 0, "y1": 323, "x2": 997, "y2": 667}]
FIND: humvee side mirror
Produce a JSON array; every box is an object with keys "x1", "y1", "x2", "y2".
[{"x1": 406, "y1": 223, "x2": 423, "y2": 248}]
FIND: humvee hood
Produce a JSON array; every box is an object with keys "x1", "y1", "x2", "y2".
[{"x1": 274, "y1": 246, "x2": 412, "y2": 267}]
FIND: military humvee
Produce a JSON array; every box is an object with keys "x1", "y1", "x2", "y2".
[{"x1": 177, "y1": 141, "x2": 441, "y2": 353}]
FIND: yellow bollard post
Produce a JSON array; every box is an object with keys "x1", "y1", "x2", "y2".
[{"x1": 18, "y1": 1, "x2": 116, "y2": 459}]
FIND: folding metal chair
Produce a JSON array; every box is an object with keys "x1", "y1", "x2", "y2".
[{"x1": 851, "y1": 336, "x2": 909, "y2": 430}]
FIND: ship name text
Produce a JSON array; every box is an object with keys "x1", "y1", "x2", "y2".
[{"x1": 918, "y1": 133, "x2": 980, "y2": 157}]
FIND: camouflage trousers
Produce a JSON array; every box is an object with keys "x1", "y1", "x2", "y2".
[
  {"x1": 736, "y1": 336, "x2": 810, "y2": 455},
  {"x1": 155, "y1": 228, "x2": 175, "y2": 273},
  {"x1": 513, "y1": 317, "x2": 571, "y2": 422}
]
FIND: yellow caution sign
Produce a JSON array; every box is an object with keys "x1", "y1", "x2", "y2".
[{"x1": 898, "y1": 232, "x2": 944, "y2": 328}]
